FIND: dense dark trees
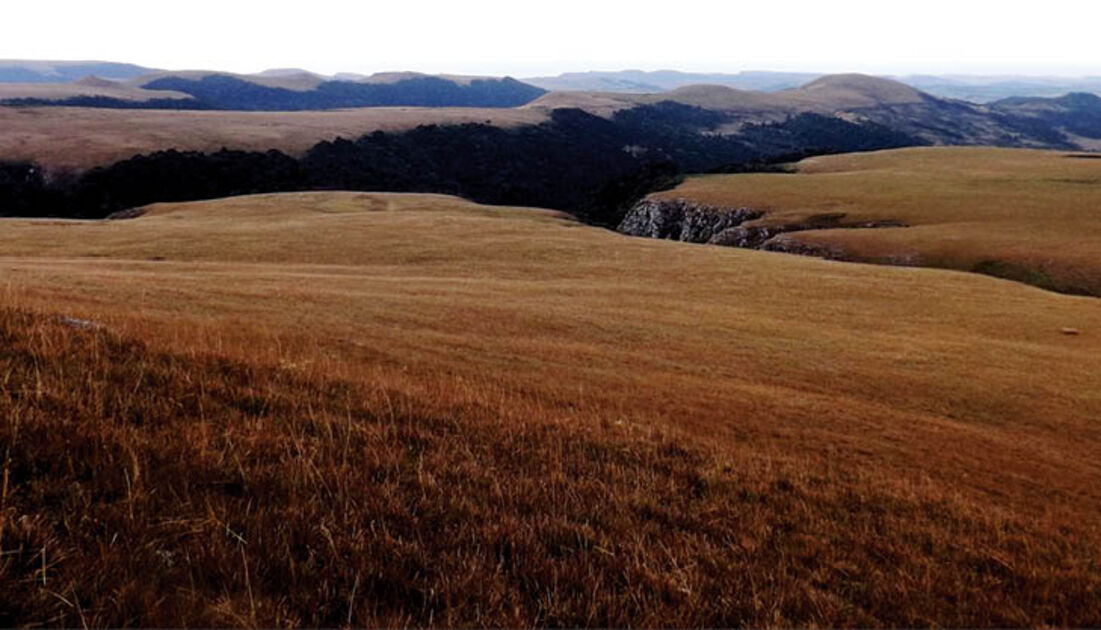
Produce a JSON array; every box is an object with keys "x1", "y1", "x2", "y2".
[
  {"x1": 141, "y1": 75, "x2": 548, "y2": 110},
  {"x1": 0, "y1": 162, "x2": 54, "y2": 216},
  {"x1": 0, "y1": 105, "x2": 926, "y2": 224},
  {"x1": 1, "y1": 96, "x2": 214, "y2": 110},
  {"x1": 992, "y1": 92, "x2": 1101, "y2": 140}
]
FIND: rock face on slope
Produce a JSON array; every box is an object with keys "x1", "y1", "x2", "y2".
[
  {"x1": 618, "y1": 197, "x2": 907, "y2": 254},
  {"x1": 616, "y1": 199, "x2": 765, "y2": 243}
]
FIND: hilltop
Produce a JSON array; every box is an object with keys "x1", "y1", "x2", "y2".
[
  {"x1": 526, "y1": 73, "x2": 1101, "y2": 149},
  {"x1": 785, "y1": 73, "x2": 927, "y2": 108},
  {"x1": 1, "y1": 191, "x2": 1100, "y2": 626},
  {"x1": 524, "y1": 69, "x2": 822, "y2": 93},
  {"x1": 0, "y1": 59, "x2": 155, "y2": 82},
  {"x1": 527, "y1": 68, "x2": 1101, "y2": 102},
  {"x1": 523, "y1": 73, "x2": 925, "y2": 114},
  {"x1": 0, "y1": 65, "x2": 548, "y2": 110},
  {"x1": 5, "y1": 66, "x2": 1101, "y2": 157}
]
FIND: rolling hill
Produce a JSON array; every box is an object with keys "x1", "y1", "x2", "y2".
[
  {"x1": 524, "y1": 69, "x2": 822, "y2": 93},
  {"x1": 527, "y1": 68, "x2": 1101, "y2": 102},
  {"x1": 5, "y1": 69, "x2": 1101, "y2": 164},
  {"x1": 0, "y1": 59, "x2": 156, "y2": 82},
  {"x1": 0, "y1": 77, "x2": 190, "y2": 104},
  {"x1": 1, "y1": 191, "x2": 1099, "y2": 626},
  {"x1": 0, "y1": 105, "x2": 546, "y2": 170},
  {"x1": 621, "y1": 147, "x2": 1101, "y2": 295},
  {"x1": 0, "y1": 69, "x2": 548, "y2": 111},
  {"x1": 527, "y1": 74, "x2": 1101, "y2": 149},
  {"x1": 525, "y1": 73, "x2": 935, "y2": 113}
]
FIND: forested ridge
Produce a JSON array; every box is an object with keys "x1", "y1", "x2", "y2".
[{"x1": 0, "y1": 105, "x2": 922, "y2": 226}]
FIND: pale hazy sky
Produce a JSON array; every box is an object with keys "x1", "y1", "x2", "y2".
[{"x1": 4, "y1": 0, "x2": 1101, "y2": 77}]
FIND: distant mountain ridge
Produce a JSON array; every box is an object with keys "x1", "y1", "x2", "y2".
[
  {"x1": 524, "y1": 70, "x2": 821, "y2": 93},
  {"x1": 525, "y1": 74, "x2": 1101, "y2": 151},
  {"x1": 3, "y1": 60, "x2": 1101, "y2": 153},
  {"x1": 0, "y1": 60, "x2": 156, "y2": 82},
  {"x1": 525, "y1": 69, "x2": 1101, "y2": 103},
  {"x1": 136, "y1": 74, "x2": 545, "y2": 110},
  {"x1": 5, "y1": 60, "x2": 1101, "y2": 107},
  {"x1": 0, "y1": 66, "x2": 547, "y2": 110}
]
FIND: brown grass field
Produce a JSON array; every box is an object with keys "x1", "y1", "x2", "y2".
[
  {"x1": 0, "y1": 106, "x2": 546, "y2": 171},
  {"x1": 524, "y1": 74, "x2": 926, "y2": 118},
  {"x1": 651, "y1": 147, "x2": 1101, "y2": 295},
  {"x1": 1, "y1": 192, "x2": 1100, "y2": 626},
  {"x1": 0, "y1": 81, "x2": 189, "y2": 103}
]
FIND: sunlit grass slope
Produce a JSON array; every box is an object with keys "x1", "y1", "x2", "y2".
[
  {"x1": 0, "y1": 106, "x2": 544, "y2": 170},
  {"x1": 1, "y1": 192, "x2": 1100, "y2": 626},
  {"x1": 653, "y1": 147, "x2": 1101, "y2": 295}
]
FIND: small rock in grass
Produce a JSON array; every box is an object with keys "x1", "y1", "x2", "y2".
[{"x1": 59, "y1": 316, "x2": 103, "y2": 331}]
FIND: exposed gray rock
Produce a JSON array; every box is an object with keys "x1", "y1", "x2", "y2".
[
  {"x1": 617, "y1": 198, "x2": 764, "y2": 242},
  {"x1": 619, "y1": 197, "x2": 910, "y2": 262},
  {"x1": 711, "y1": 225, "x2": 785, "y2": 248},
  {"x1": 761, "y1": 235, "x2": 848, "y2": 258},
  {"x1": 58, "y1": 316, "x2": 103, "y2": 331},
  {"x1": 106, "y1": 207, "x2": 149, "y2": 220}
]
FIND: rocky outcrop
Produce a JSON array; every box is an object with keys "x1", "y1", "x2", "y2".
[
  {"x1": 710, "y1": 225, "x2": 787, "y2": 248},
  {"x1": 618, "y1": 197, "x2": 908, "y2": 257},
  {"x1": 617, "y1": 199, "x2": 764, "y2": 243}
]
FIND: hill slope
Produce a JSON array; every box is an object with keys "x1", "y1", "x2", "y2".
[
  {"x1": 784, "y1": 73, "x2": 927, "y2": 108},
  {"x1": 1, "y1": 191, "x2": 1100, "y2": 626},
  {"x1": 524, "y1": 69, "x2": 822, "y2": 93},
  {"x1": 0, "y1": 59, "x2": 156, "y2": 82},
  {"x1": 0, "y1": 71, "x2": 548, "y2": 111},
  {"x1": 0, "y1": 106, "x2": 546, "y2": 170},
  {"x1": 526, "y1": 73, "x2": 1101, "y2": 149},
  {"x1": 0, "y1": 78, "x2": 190, "y2": 103},
  {"x1": 625, "y1": 147, "x2": 1101, "y2": 295},
  {"x1": 526, "y1": 69, "x2": 1101, "y2": 101}
]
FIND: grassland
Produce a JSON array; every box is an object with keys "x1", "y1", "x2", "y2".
[
  {"x1": 651, "y1": 147, "x2": 1101, "y2": 295},
  {"x1": 0, "y1": 106, "x2": 545, "y2": 171},
  {"x1": 0, "y1": 81, "x2": 189, "y2": 103},
  {"x1": 2, "y1": 192, "x2": 1101, "y2": 626},
  {"x1": 525, "y1": 74, "x2": 927, "y2": 117}
]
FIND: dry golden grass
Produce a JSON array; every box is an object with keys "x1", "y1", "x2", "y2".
[
  {"x1": 652, "y1": 147, "x2": 1101, "y2": 295},
  {"x1": 0, "y1": 106, "x2": 546, "y2": 171},
  {"x1": 0, "y1": 81, "x2": 189, "y2": 102},
  {"x1": 525, "y1": 74, "x2": 925, "y2": 117},
  {"x1": 2, "y1": 192, "x2": 1101, "y2": 626}
]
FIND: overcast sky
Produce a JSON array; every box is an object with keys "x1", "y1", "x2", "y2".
[{"x1": 4, "y1": 0, "x2": 1100, "y2": 77}]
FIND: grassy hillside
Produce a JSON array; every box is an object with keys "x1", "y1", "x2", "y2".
[
  {"x1": 0, "y1": 80, "x2": 189, "y2": 103},
  {"x1": 0, "y1": 60, "x2": 155, "y2": 83},
  {"x1": 648, "y1": 147, "x2": 1101, "y2": 295},
  {"x1": 525, "y1": 74, "x2": 926, "y2": 115},
  {"x1": 0, "y1": 106, "x2": 546, "y2": 170},
  {"x1": 1, "y1": 192, "x2": 1100, "y2": 626},
  {"x1": 526, "y1": 75, "x2": 1098, "y2": 150}
]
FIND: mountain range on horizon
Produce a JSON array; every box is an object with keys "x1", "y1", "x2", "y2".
[
  {"x1": 3, "y1": 59, "x2": 1101, "y2": 159},
  {"x1": 4, "y1": 59, "x2": 1101, "y2": 103},
  {"x1": 524, "y1": 69, "x2": 1101, "y2": 102}
]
